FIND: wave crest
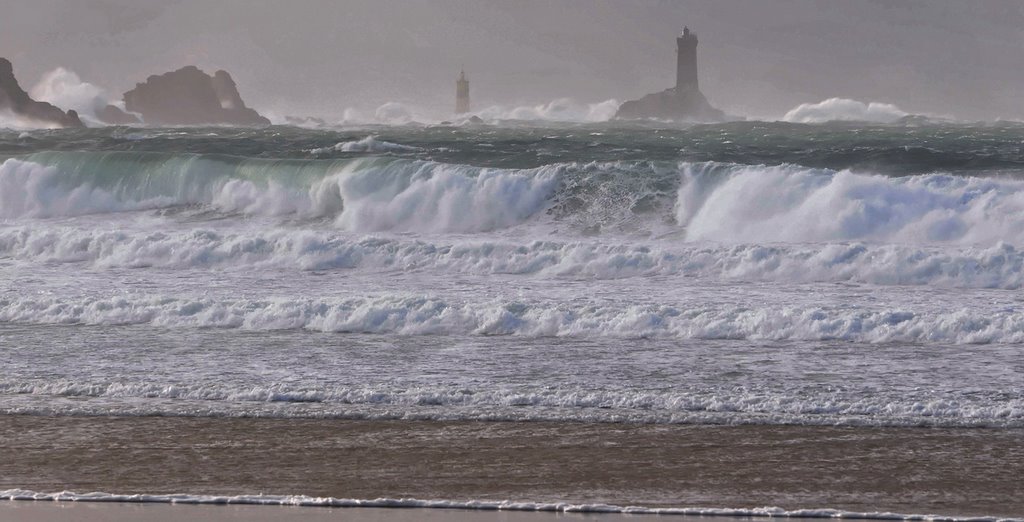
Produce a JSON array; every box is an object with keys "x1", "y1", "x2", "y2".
[
  {"x1": 309, "y1": 135, "x2": 422, "y2": 154},
  {"x1": 2, "y1": 293, "x2": 1024, "y2": 344},
  {"x1": 11, "y1": 152, "x2": 1024, "y2": 244},
  {"x1": 6, "y1": 228, "x2": 1024, "y2": 288},
  {"x1": 0, "y1": 155, "x2": 558, "y2": 232},
  {"x1": 782, "y1": 98, "x2": 908, "y2": 123},
  {"x1": 677, "y1": 162, "x2": 1024, "y2": 245}
]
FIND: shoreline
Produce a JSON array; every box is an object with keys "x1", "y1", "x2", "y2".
[
  {"x1": 2, "y1": 492, "x2": 1018, "y2": 521},
  {"x1": 1, "y1": 415, "x2": 1021, "y2": 518}
]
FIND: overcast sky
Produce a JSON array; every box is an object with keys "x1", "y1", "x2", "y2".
[{"x1": 2, "y1": 0, "x2": 1022, "y2": 121}]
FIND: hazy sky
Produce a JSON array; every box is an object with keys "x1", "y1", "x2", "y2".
[{"x1": 2, "y1": 0, "x2": 1022, "y2": 121}]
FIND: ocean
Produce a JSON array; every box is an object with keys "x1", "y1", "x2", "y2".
[{"x1": 1, "y1": 120, "x2": 1022, "y2": 519}]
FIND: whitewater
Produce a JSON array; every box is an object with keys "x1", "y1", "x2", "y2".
[{"x1": 1, "y1": 121, "x2": 1023, "y2": 429}]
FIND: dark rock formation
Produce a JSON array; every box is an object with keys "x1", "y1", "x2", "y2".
[
  {"x1": 615, "y1": 86, "x2": 724, "y2": 122},
  {"x1": 96, "y1": 104, "x2": 141, "y2": 125},
  {"x1": 0, "y1": 57, "x2": 84, "y2": 128},
  {"x1": 615, "y1": 27, "x2": 725, "y2": 122},
  {"x1": 123, "y1": 66, "x2": 270, "y2": 126}
]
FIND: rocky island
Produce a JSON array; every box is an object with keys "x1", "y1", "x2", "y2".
[
  {"x1": 123, "y1": 66, "x2": 270, "y2": 126},
  {"x1": 0, "y1": 57, "x2": 84, "y2": 128},
  {"x1": 615, "y1": 27, "x2": 725, "y2": 122}
]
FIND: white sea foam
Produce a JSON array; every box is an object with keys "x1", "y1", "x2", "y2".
[
  {"x1": 1, "y1": 380, "x2": 1018, "y2": 428},
  {"x1": 472, "y1": 98, "x2": 620, "y2": 122},
  {"x1": 1, "y1": 490, "x2": 1017, "y2": 521},
  {"x1": 677, "y1": 162, "x2": 1024, "y2": 245},
  {"x1": 2, "y1": 293, "x2": 1024, "y2": 344},
  {"x1": 0, "y1": 156, "x2": 559, "y2": 232},
  {"x1": 11, "y1": 153, "x2": 1024, "y2": 244},
  {"x1": 782, "y1": 98, "x2": 908, "y2": 124},
  {"x1": 374, "y1": 102, "x2": 414, "y2": 124},
  {"x1": 0, "y1": 159, "x2": 172, "y2": 217},
  {"x1": 330, "y1": 160, "x2": 559, "y2": 232},
  {"x1": 28, "y1": 67, "x2": 114, "y2": 125},
  {"x1": 309, "y1": 135, "x2": 422, "y2": 154},
  {"x1": 6, "y1": 228, "x2": 1024, "y2": 288},
  {"x1": 318, "y1": 98, "x2": 620, "y2": 125}
]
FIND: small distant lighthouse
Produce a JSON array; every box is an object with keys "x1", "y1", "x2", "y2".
[
  {"x1": 455, "y1": 69, "x2": 470, "y2": 114},
  {"x1": 676, "y1": 26, "x2": 698, "y2": 92}
]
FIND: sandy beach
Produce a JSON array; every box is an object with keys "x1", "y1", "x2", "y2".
[
  {"x1": 1, "y1": 415, "x2": 1021, "y2": 518},
  {"x1": 0, "y1": 501, "x2": 681, "y2": 521}
]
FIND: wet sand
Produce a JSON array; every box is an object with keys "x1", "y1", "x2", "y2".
[
  {"x1": 0, "y1": 501, "x2": 671, "y2": 522},
  {"x1": 1, "y1": 416, "x2": 1021, "y2": 518}
]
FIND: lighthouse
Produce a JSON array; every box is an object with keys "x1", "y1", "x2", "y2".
[
  {"x1": 676, "y1": 26, "x2": 698, "y2": 92},
  {"x1": 455, "y1": 69, "x2": 470, "y2": 114},
  {"x1": 614, "y1": 26, "x2": 724, "y2": 121}
]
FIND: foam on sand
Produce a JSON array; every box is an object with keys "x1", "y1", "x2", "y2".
[{"x1": 1, "y1": 490, "x2": 1018, "y2": 521}]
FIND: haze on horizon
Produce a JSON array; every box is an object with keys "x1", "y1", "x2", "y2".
[{"x1": 2, "y1": 0, "x2": 1022, "y2": 123}]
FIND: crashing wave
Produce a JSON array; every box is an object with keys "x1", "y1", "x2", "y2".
[
  {"x1": 8, "y1": 153, "x2": 1024, "y2": 244},
  {"x1": 1, "y1": 378, "x2": 1019, "y2": 428},
  {"x1": 675, "y1": 162, "x2": 1024, "y2": 245},
  {"x1": 471, "y1": 98, "x2": 620, "y2": 123},
  {"x1": 309, "y1": 135, "x2": 422, "y2": 154},
  {"x1": 0, "y1": 154, "x2": 558, "y2": 232},
  {"x1": 2, "y1": 293, "x2": 1024, "y2": 344},
  {"x1": 29, "y1": 68, "x2": 110, "y2": 124},
  {"x1": 5, "y1": 228, "x2": 1024, "y2": 288},
  {"x1": 782, "y1": 98, "x2": 908, "y2": 124}
]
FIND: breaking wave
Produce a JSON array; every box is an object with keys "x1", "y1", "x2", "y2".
[
  {"x1": 676, "y1": 162, "x2": 1024, "y2": 245},
  {"x1": 782, "y1": 98, "x2": 908, "y2": 124},
  {"x1": 0, "y1": 154, "x2": 558, "y2": 232},
  {"x1": 2, "y1": 379, "x2": 1019, "y2": 428},
  {"x1": 308, "y1": 135, "x2": 422, "y2": 154},
  {"x1": 3, "y1": 293, "x2": 1024, "y2": 344},
  {"x1": 374, "y1": 102, "x2": 414, "y2": 124},
  {"x1": 7, "y1": 152, "x2": 1024, "y2": 244},
  {"x1": 6, "y1": 228, "x2": 1024, "y2": 288},
  {"x1": 472, "y1": 98, "x2": 620, "y2": 122},
  {"x1": 28, "y1": 67, "x2": 113, "y2": 125}
]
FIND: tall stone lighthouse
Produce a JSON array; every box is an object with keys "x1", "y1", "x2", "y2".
[
  {"x1": 676, "y1": 26, "x2": 698, "y2": 92},
  {"x1": 614, "y1": 25, "x2": 724, "y2": 121},
  {"x1": 455, "y1": 69, "x2": 470, "y2": 114}
]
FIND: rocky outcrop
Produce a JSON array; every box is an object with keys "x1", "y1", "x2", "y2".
[
  {"x1": 615, "y1": 27, "x2": 728, "y2": 122},
  {"x1": 615, "y1": 86, "x2": 725, "y2": 122},
  {"x1": 123, "y1": 66, "x2": 270, "y2": 126},
  {"x1": 96, "y1": 104, "x2": 141, "y2": 125},
  {"x1": 0, "y1": 58, "x2": 84, "y2": 128}
]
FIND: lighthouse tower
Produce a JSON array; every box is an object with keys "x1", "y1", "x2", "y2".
[
  {"x1": 455, "y1": 69, "x2": 470, "y2": 114},
  {"x1": 676, "y1": 26, "x2": 698, "y2": 92}
]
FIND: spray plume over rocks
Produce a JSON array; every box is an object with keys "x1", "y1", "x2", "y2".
[{"x1": 0, "y1": 58, "x2": 84, "y2": 128}]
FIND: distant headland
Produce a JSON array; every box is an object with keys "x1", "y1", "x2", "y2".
[{"x1": 615, "y1": 27, "x2": 725, "y2": 122}]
